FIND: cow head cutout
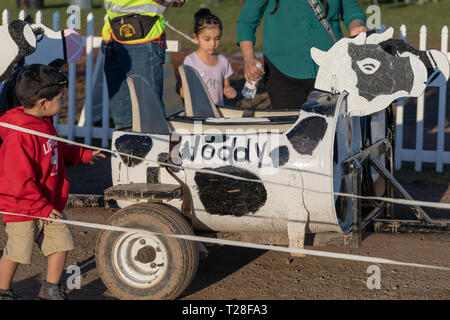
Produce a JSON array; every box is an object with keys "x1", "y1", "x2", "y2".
[
  {"x1": 0, "y1": 18, "x2": 83, "y2": 113},
  {"x1": 311, "y1": 28, "x2": 450, "y2": 116},
  {"x1": 0, "y1": 18, "x2": 38, "y2": 82},
  {"x1": 0, "y1": 17, "x2": 83, "y2": 82}
]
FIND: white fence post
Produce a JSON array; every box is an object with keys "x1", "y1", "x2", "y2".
[
  {"x1": 2, "y1": 9, "x2": 9, "y2": 25},
  {"x1": 35, "y1": 10, "x2": 43, "y2": 24},
  {"x1": 395, "y1": 24, "x2": 407, "y2": 171},
  {"x1": 102, "y1": 70, "x2": 111, "y2": 148},
  {"x1": 52, "y1": 12, "x2": 61, "y2": 129},
  {"x1": 84, "y1": 13, "x2": 94, "y2": 145},
  {"x1": 67, "y1": 12, "x2": 77, "y2": 141},
  {"x1": 436, "y1": 25, "x2": 449, "y2": 173},
  {"x1": 52, "y1": 11, "x2": 60, "y2": 31},
  {"x1": 442, "y1": 26, "x2": 449, "y2": 54},
  {"x1": 18, "y1": 9, "x2": 26, "y2": 20},
  {"x1": 414, "y1": 25, "x2": 427, "y2": 172}
]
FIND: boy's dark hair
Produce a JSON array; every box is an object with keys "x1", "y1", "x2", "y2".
[
  {"x1": 193, "y1": 8, "x2": 222, "y2": 35},
  {"x1": 15, "y1": 64, "x2": 68, "y2": 109}
]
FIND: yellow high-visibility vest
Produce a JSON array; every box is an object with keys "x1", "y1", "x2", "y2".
[{"x1": 102, "y1": 0, "x2": 166, "y2": 44}]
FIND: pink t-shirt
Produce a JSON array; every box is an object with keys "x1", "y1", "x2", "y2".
[{"x1": 182, "y1": 52, "x2": 233, "y2": 106}]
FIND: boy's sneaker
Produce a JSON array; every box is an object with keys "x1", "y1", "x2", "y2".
[
  {"x1": 38, "y1": 281, "x2": 67, "y2": 300},
  {"x1": 0, "y1": 288, "x2": 22, "y2": 300}
]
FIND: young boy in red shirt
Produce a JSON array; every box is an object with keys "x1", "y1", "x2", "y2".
[{"x1": 0, "y1": 64, "x2": 104, "y2": 300}]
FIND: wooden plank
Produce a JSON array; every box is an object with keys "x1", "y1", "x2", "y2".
[
  {"x1": 374, "y1": 219, "x2": 450, "y2": 234},
  {"x1": 67, "y1": 194, "x2": 116, "y2": 208},
  {"x1": 216, "y1": 231, "x2": 365, "y2": 248},
  {"x1": 104, "y1": 183, "x2": 182, "y2": 201}
]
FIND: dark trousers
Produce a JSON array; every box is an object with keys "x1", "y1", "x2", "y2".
[
  {"x1": 263, "y1": 56, "x2": 315, "y2": 109},
  {"x1": 103, "y1": 40, "x2": 165, "y2": 129}
]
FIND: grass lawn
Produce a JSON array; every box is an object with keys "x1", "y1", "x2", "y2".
[{"x1": 1, "y1": 0, "x2": 449, "y2": 52}]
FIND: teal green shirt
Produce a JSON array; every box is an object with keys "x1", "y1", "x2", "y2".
[{"x1": 236, "y1": 0, "x2": 367, "y2": 79}]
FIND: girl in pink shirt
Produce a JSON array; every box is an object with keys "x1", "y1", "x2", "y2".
[{"x1": 180, "y1": 8, "x2": 236, "y2": 106}]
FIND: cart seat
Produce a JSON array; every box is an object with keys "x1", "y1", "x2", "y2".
[
  {"x1": 178, "y1": 64, "x2": 221, "y2": 118},
  {"x1": 127, "y1": 74, "x2": 170, "y2": 135}
]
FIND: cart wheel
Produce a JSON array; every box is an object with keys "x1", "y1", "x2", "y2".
[{"x1": 95, "y1": 203, "x2": 199, "y2": 300}]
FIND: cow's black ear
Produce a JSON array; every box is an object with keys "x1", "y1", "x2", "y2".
[
  {"x1": 32, "y1": 26, "x2": 45, "y2": 42},
  {"x1": 24, "y1": 15, "x2": 33, "y2": 25},
  {"x1": 8, "y1": 19, "x2": 37, "y2": 58}
]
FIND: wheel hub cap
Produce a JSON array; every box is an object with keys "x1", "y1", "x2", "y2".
[{"x1": 112, "y1": 232, "x2": 168, "y2": 289}]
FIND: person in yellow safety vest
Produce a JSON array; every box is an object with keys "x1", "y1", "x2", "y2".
[{"x1": 102, "y1": 0, "x2": 185, "y2": 129}]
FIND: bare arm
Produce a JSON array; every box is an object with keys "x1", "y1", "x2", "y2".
[{"x1": 223, "y1": 78, "x2": 236, "y2": 99}]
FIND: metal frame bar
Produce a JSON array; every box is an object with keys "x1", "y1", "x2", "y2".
[
  {"x1": 343, "y1": 136, "x2": 439, "y2": 240},
  {"x1": 350, "y1": 159, "x2": 362, "y2": 246},
  {"x1": 368, "y1": 153, "x2": 433, "y2": 224}
]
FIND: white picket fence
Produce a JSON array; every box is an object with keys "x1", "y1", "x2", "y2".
[
  {"x1": 395, "y1": 25, "x2": 450, "y2": 173},
  {"x1": 1, "y1": 9, "x2": 449, "y2": 172}
]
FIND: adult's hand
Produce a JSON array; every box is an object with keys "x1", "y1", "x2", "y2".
[
  {"x1": 348, "y1": 19, "x2": 368, "y2": 37},
  {"x1": 240, "y1": 41, "x2": 264, "y2": 83}
]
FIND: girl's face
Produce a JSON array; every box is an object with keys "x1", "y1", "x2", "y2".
[{"x1": 194, "y1": 26, "x2": 222, "y2": 55}]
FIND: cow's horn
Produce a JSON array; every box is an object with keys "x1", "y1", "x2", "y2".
[
  {"x1": 383, "y1": 27, "x2": 394, "y2": 38},
  {"x1": 311, "y1": 47, "x2": 327, "y2": 66},
  {"x1": 366, "y1": 27, "x2": 394, "y2": 44}
]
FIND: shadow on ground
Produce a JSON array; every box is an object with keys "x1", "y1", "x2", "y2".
[{"x1": 181, "y1": 244, "x2": 266, "y2": 298}]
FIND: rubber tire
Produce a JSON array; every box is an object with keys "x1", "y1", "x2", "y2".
[{"x1": 95, "y1": 203, "x2": 199, "y2": 300}]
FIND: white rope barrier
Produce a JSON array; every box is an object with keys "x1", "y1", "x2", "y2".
[
  {"x1": 0, "y1": 122, "x2": 449, "y2": 272},
  {"x1": 1, "y1": 210, "x2": 449, "y2": 271},
  {"x1": 165, "y1": 21, "x2": 197, "y2": 45}
]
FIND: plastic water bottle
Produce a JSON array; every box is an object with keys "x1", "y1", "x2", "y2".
[{"x1": 242, "y1": 62, "x2": 262, "y2": 99}]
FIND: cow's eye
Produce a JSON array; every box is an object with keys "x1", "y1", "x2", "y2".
[{"x1": 356, "y1": 58, "x2": 381, "y2": 74}]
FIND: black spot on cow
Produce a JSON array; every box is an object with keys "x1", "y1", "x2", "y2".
[
  {"x1": 146, "y1": 167, "x2": 160, "y2": 184},
  {"x1": 286, "y1": 116, "x2": 328, "y2": 155},
  {"x1": 157, "y1": 152, "x2": 180, "y2": 173},
  {"x1": 157, "y1": 152, "x2": 168, "y2": 163},
  {"x1": 194, "y1": 166, "x2": 267, "y2": 217},
  {"x1": 114, "y1": 135, "x2": 153, "y2": 167},
  {"x1": 348, "y1": 43, "x2": 414, "y2": 102},
  {"x1": 302, "y1": 104, "x2": 336, "y2": 117},
  {"x1": 302, "y1": 92, "x2": 337, "y2": 117},
  {"x1": 269, "y1": 146, "x2": 290, "y2": 167},
  {"x1": 380, "y1": 38, "x2": 434, "y2": 78}
]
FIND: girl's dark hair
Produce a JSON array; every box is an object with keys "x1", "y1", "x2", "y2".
[
  {"x1": 261, "y1": 0, "x2": 329, "y2": 16},
  {"x1": 193, "y1": 8, "x2": 222, "y2": 34}
]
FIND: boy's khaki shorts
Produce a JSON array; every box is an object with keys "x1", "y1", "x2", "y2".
[{"x1": 3, "y1": 217, "x2": 74, "y2": 264}]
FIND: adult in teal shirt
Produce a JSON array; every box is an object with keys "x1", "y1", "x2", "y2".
[{"x1": 237, "y1": 0, "x2": 368, "y2": 108}]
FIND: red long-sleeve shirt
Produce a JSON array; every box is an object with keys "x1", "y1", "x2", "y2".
[{"x1": 0, "y1": 107, "x2": 93, "y2": 223}]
